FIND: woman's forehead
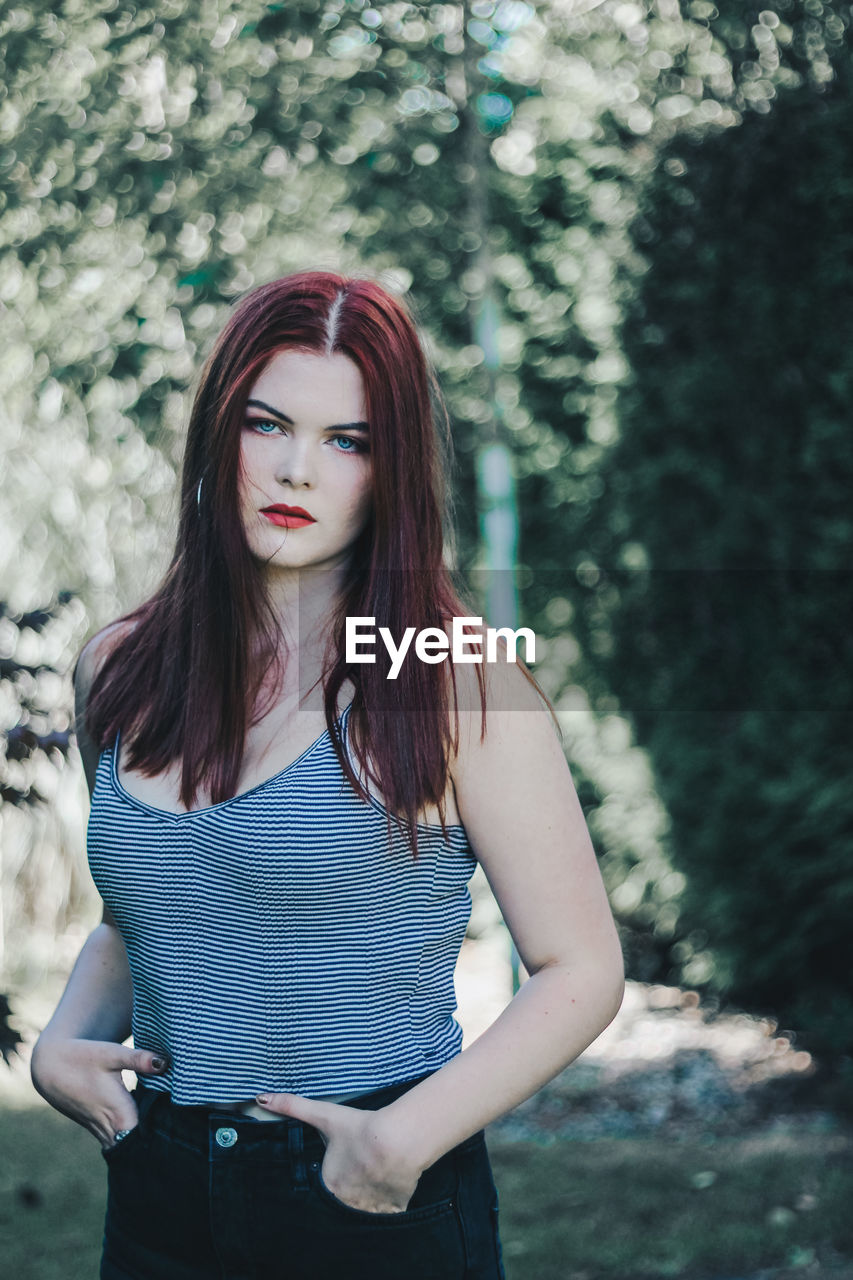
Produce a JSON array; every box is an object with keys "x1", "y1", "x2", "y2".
[{"x1": 249, "y1": 349, "x2": 365, "y2": 413}]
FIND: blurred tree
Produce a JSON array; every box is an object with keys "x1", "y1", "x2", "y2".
[
  {"x1": 471, "y1": 0, "x2": 852, "y2": 969},
  {"x1": 1, "y1": 596, "x2": 76, "y2": 807},
  {"x1": 571, "y1": 47, "x2": 853, "y2": 1053},
  {"x1": 0, "y1": 593, "x2": 89, "y2": 1020},
  {"x1": 3, "y1": 0, "x2": 850, "y2": 1031},
  {"x1": 3, "y1": 0, "x2": 707, "y2": 982}
]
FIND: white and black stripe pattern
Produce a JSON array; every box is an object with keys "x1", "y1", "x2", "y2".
[{"x1": 87, "y1": 702, "x2": 479, "y2": 1104}]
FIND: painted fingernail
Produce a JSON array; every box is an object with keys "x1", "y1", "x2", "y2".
[
  {"x1": 256, "y1": 1094, "x2": 271, "y2": 1104},
  {"x1": 152, "y1": 1056, "x2": 166, "y2": 1070}
]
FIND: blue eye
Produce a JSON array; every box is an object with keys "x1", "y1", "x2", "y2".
[
  {"x1": 332, "y1": 436, "x2": 367, "y2": 454},
  {"x1": 247, "y1": 418, "x2": 282, "y2": 435}
]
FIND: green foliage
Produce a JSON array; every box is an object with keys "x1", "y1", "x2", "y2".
[
  {"x1": 1, "y1": 0, "x2": 729, "y2": 984},
  {"x1": 0, "y1": 593, "x2": 94, "y2": 993},
  {"x1": 2, "y1": 0, "x2": 789, "y2": 619},
  {"x1": 491, "y1": 1132, "x2": 853, "y2": 1278},
  {"x1": 3, "y1": 0, "x2": 851, "y2": 1045},
  {"x1": 573, "y1": 61, "x2": 853, "y2": 1054},
  {"x1": 0, "y1": 596, "x2": 77, "y2": 807},
  {"x1": 0, "y1": 0, "x2": 490, "y2": 614}
]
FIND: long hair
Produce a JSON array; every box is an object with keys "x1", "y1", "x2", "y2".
[{"x1": 83, "y1": 269, "x2": 543, "y2": 855}]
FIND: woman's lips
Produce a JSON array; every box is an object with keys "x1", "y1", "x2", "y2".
[
  {"x1": 261, "y1": 512, "x2": 313, "y2": 527},
  {"x1": 258, "y1": 501, "x2": 315, "y2": 527}
]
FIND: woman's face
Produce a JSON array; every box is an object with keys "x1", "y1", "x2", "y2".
[{"x1": 238, "y1": 349, "x2": 373, "y2": 574}]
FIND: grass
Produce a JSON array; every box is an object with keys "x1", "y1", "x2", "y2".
[
  {"x1": 0, "y1": 1104, "x2": 107, "y2": 1280},
  {"x1": 1, "y1": 1105, "x2": 852, "y2": 1279},
  {"x1": 489, "y1": 1130, "x2": 853, "y2": 1279}
]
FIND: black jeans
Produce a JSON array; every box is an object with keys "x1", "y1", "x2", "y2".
[{"x1": 100, "y1": 1073, "x2": 506, "y2": 1279}]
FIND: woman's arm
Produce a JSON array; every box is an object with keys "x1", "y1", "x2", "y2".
[
  {"x1": 377, "y1": 659, "x2": 624, "y2": 1166},
  {"x1": 257, "y1": 656, "x2": 624, "y2": 1209},
  {"x1": 39, "y1": 627, "x2": 133, "y2": 1043},
  {"x1": 30, "y1": 627, "x2": 168, "y2": 1145}
]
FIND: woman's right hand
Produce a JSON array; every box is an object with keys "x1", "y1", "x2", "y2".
[{"x1": 30, "y1": 1038, "x2": 169, "y2": 1148}]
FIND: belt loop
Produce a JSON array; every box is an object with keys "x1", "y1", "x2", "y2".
[{"x1": 288, "y1": 1120, "x2": 307, "y2": 1188}]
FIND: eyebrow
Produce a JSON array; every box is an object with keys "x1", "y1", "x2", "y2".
[{"x1": 246, "y1": 398, "x2": 370, "y2": 433}]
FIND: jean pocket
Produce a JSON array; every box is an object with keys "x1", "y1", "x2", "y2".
[
  {"x1": 308, "y1": 1159, "x2": 456, "y2": 1225},
  {"x1": 101, "y1": 1123, "x2": 145, "y2": 1165}
]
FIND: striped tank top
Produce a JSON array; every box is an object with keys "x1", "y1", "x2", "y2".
[{"x1": 87, "y1": 702, "x2": 478, "y2": 1105}]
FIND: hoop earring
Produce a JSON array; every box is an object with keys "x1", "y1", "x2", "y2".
[{"x1": 196, "y1": 476, "x2": 203, "y2": 512}]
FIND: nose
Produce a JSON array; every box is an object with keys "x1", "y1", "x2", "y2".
[{"x1": 275, "y1": 436, "x2": 315, "y2": 489}]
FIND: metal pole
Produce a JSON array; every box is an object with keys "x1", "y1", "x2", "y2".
[{"x1": 458, "y1": 6, "x2": 523, "y2": 996}]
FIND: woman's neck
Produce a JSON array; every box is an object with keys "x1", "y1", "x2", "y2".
[
  {"x1": 263, "y1": 566, "x2": 346, "y2": 643},
  {"x1": 257, "y1": 564, "x2": 349, "y2": 706}
]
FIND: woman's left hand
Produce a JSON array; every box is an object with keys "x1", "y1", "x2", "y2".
[{"x1": 255, "y1": 1091, "x2": 423, "y2": 1214}]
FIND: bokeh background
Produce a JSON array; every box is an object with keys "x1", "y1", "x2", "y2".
[{"x1": 2, "y1": 1, "x2": 852, "y2": 1276}]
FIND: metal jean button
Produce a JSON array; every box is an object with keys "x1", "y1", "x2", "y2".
[{"x1": 215, "y1": 1126, "x2": 238, "y2": 1148}]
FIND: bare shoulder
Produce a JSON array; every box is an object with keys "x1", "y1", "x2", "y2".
[
  {"x1": 447, "y1": 621, "x2": 556, "y2": 777},
  {"x1": 74, "y1": 618, "x2": 136, "y2": 688},
  {"x1": 74, "y1": 619, "x2": 137, "y2": 795}
]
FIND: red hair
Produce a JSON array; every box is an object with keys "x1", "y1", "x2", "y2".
[{"x1": 83, "y1": 269, "x2": 542, "y2": 854}]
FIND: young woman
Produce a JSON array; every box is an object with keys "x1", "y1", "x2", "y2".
[{"x1": 31, "y1": 270, "x2": 624, "y2": 1280}]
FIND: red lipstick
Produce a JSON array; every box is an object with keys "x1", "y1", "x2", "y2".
[{"x1": 260, "y1": 504, "x2": 316, "y2": 529}]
